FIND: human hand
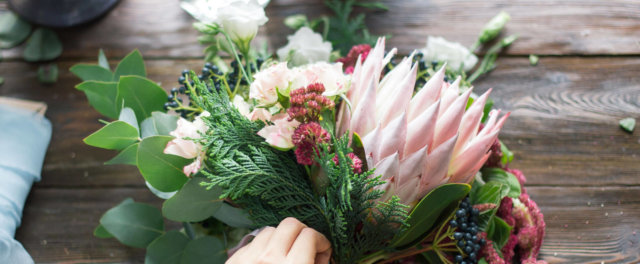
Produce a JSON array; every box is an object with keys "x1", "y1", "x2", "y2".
[{"x1": 226, "y1": 217, "x2": 332, "y2": 264}]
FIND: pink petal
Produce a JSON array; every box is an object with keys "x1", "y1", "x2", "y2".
[
  {"x1": 378, "y1": 112, "x2": 407, "y2": 160},
  {"x1": 449, "y1": 152, "x2": 491, "y2": 184},
  {"x1": 432, "y1": 87, "x2": 472, "y2": 151},
  {"x1": 404, "y1": 101, "x2": 440, "y2": 157},
  {"x1": 335, "y1": 100, "x2": 351, "y2": 137},
  {"x1": 449, "y1": 129, "x2": 500, "y2": 179},
  {"x1": 362, "y1": 124, "x2": 381, "y2": 168},
  {"x1": 373, "y1": 152, "x2": 399, "y2": 182},
  {"x1": 398, "y1": 145, "x2": 427, "y2": 187},
  {"x1": 349, "y1": 78, "x2": 377, "y2": 136},
  {"x1": 437, "y1": 77, "x2": 462, "y2": 118},
  {"x1": 418, "y1": 134, "x2": 458, "y2": 198},
  {"x1": 408, "y1": 65, "x2": 445, "y2": 121},
  {"x1": 377, "y1": 62, "x2": 417, "y2": 128},
  {"x1": 453, "y1": 89, "x2": 492, "y2": 157}
]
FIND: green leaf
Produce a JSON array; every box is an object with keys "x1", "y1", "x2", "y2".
[
  {"x1": 84, "y1": 121, "x2": 139, "y2": 150},
  {"x1": 0, "y1": 12, "x2": 32, "y2": 48},
  {"x1": 70, "y1": 64, "x2": 113, "y2": 82},
  {"x1": 162, "y1": 177, "x2": 224, "y2": 222},
  {"x1": 486, "y1": 216, "x2": 513, "y2": 249},
  {"x1": 478, "y1": 258, "x2": 488, "y2": 264},
  {"x1": 113, "y1": 49, "x2": 146, "y2": 80},
  {"x1": 212, "y1": 203, "x2": 254, "y2": 228},
  {"x1": 529, "y1": 54, "x2": 539, "y2": 66},
  {"x1": 619, "y1": 117, "x2": 636, "y2": 133},
  {"x1": 470, "y1": 181, "x2": 506, "y2": 229},
  {"x1": 94, "y1": 224, "x2": 113, "y2": 238},
  {"x1": 500, "y1": 140, "x2": 514, "y2": 165},
  {"x1": 145, "y1": 231, "x2": 190, "y2": 264},
  {"x1": 180, "y1": 236, "x2": 226, "y2": 264},
  {"x1": 117, "y1": 76, "x2": 167, "y2": 122},
  {"x1": 481, "y1": 168, "x2": 521, "y2": 198},
  {"x1": 119, "y1": 107, "x2": 140, "y2": 132},
  {"x1": 75, "y1": 81, "x2": 120, "y2": 119},
  {"x1": 100, "y1": 201, "x2": 164, "y2": 248},
  {"x1": 353, "y1": 2, "x2": 389, "y2": 11},
  {"x1": 141, "y1": 112, "x2": 179, "y2": 138},
  {"x1": 105, "y1": 143, "x2": 139, "y2": 165},
  {"x1": 98, "y1": 49, "x2": 110, "y2": 70},
  {"x1": 23, "y1": 28, "x2": 62, "y2": 62},
  {"x1": 137, "y1": 136, "x2": 191, "y2": 192},
  {"x1": 391, "y1": 183, "x2": 471, "y2": 248},
  {"x1": 419, "y1": 251, "x2": 444, "y2": 264}
]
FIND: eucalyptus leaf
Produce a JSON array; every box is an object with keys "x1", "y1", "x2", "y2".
[
  {"x1": 145, "y1": 231, "x2": 190, "y2": 264},
  {"x1": 98, "y1": 49, "x2": 110, "y2": 70},
  {"x1": 391, "y1": 183, "x2": 471, "y2": 248},
  {"x1": 162, "y1": 177, "x2": 224, "y2": 222},
  {"x1": 500, "y1": 140, "x2": 514, "y2": 165},
  {"x1": 0, "y1": 12, "x2": 32, "y2": 48},
  {"x1": 23, "y1": 28, "x2": 62, "y2": 62},
  {"x1": 94, "y1": 224, "x2": 113, "y2": 238},
  {"x1": 141, "y1": 112, "x2": 179, "y2": 138},
  {"x1": 70, "y1": 64, "x2": 113, "y2": 82},
  {"x1": 619, "y1": 117, "x2": 636, "y2": 133},
  {"x1": 83, "y1": 120, "x2": 139, "y2": 150},
  {"x1": 486, "y1": 215, "x2": 513, "y2": 249},
  {"x1": 119, "y1": 107, "x2": 139, "y2": 132},
  {"x1": 137, "y1": 136, "x2": 190, "y2": 192},
  {"x1": 75, "y1": 81, "x2": 120, "y2": 119},
  {"x1": 100, "y1": 201, "x2": 164, "y2": 248},
  {"x1": 105, "y1": 143, "x2": 139, "y2": 166},
  {"x1": 481, "y1": 168, "x2": 521, "y2": 198},
  {"x1": 113, "y1": 49, "x2": 146, "y2": 80},
  {"x1": 37, "y1": 64, "x2": 58, "y2": 84},
  {"x1": 180, "y1": 236, "x2": 226, "y2": 264},
  {"x1": 117, "y1": 76, "x2": 167, "y2": 122},
  {"x1": 212, "y1": 203, "x2": 254, "y2": 228}
]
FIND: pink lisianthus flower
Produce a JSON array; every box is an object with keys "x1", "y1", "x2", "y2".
[
  {"x1": 290, "y1": 62, "x2": 349, "y2": 97},
  {"x1": 257, "y1": 113, "x2": 300, "y2": 150},
  {"x1": 164, "y1": 111, "x2": 210, "y2": 176},
  {"x1": 249, "y1": 62, "x2": 292, "y2": 106},
  {"x1": 247, "y1": 107, "x2": 272, "y2": 122}
]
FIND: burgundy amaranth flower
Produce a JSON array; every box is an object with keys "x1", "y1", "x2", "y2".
[
  {"x1": 502, "y1": 234, "x2": 518, "y2": 263},
  {"x1": 516, "y1": 193, "x2": 546, "y2": 262},
  {"x1": 484, "y1": 138, "x2": 503, "y2": 168},
  {"x1": 292, "y1": 122, "x2": 330, "y2": 165},
  {"x1": 336, "y1": 44, "x2": 371, "y2": 74},
  {"x1": 478, "y1": 232, "x2": 506, "y2": 264},
  {"x1": 332, "y1": 153, "x2": 363, "y2": 173},
  {"x1": 288, "y1": 83, "x2": 335, "y2": 123},
  {"x1": 497, "y1": 196, "x2": 515, "y2": 227}
]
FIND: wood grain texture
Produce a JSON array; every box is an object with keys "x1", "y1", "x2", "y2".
[
  {"x1": 473, "y1": 57, "x2": 640, "y2": 186},
  {"x1": 3, "y1": 0, "x2": 640, "y2": 59}
]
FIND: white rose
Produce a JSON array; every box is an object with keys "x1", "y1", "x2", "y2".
[
  {"x1": 290, "y1": 62, "x2": 349, "y2": 97},
  {"x1": 180, "y1": 0, "x2": 270, "y2": 23},
  {"x1": 250, "y1": 62, "x2": 292, "y2": 105},
  {"x1": 277, "y1": 27, "x2": 332, "y2": 66},
  {"x1": 218, "y1": 0, "x2": 268, "y2": 45},
  {"x1": 421, "y1": 36, "x2": 478, "y2": 72}
]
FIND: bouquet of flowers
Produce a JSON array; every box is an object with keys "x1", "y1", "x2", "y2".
[{"x1": 72, "y1": 1, "x2": 545, "y2": 263}]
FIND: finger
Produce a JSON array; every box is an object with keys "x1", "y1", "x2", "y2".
[
  {"x1": 248, "y1": 226, "x2": 276, "y2": 252},
  {"x1": 285, "y1": 227, "x2": 332, "y2": 264},
  {"x1": 265, "y1": 217, "x2": 308, "y2": 255}
]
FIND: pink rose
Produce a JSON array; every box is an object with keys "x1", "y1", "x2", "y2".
[
  {"x1": 290, "y1": 62, "x2": 348, "y2": 97},
  {"x1": 249, "y1": 62, "x2": 291, "y2": 106},
  {"x1": 257, "y1": 113, "x2": 300, "y2": 150},
  {"x1": 164, "y1": 111, "x2": 210, "y2": 176}
]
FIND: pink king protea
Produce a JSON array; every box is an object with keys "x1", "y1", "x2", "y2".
[{"x1": 336, "y1": 38, "x2": 510, "y2": 207}]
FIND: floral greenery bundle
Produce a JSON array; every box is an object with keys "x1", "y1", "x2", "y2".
[{"x1": 72, "y1": 1, "x2": 545, "y2": 263}]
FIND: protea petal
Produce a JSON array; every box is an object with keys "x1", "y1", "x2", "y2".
[
  {"x1": 374, "y1": 152, "x2": 399, "y2": 182},
  {"x1": 378, "y1": 112, "x2": 407, "y2": 160},
  {"x1": 404, "y1": 101, "x2": 440, "y2": 157},
  {"x1": 378, "y1": 62, "x2": 417, "y2": 127},
  {"x1": 453, "y1": 89, "x2": 491, "y2": 157},
  {"x1": 432, "y1": 87, "x2": 472, "y2": 150},
  {"x1": 398, "y1": 145, "x2": 427, "y2": 187},
  {"x1": 449, "y1": 129, "x2": 499, "y2": 177},
  {"x1": 419, "y1": 134, "x2": 458, "y2": 197},
  {"x1": 362, "y1": 124, "x2": 381, "y2": 168},
  {"x1": 350, "y1": 78, "x2": 377, "y2": 136},
  {"x1": 438, "y1": 77, "x2": 462, "y2": 117},
  {"x1": 449, "y1": 152, "x2": 491, "y2": 184},
  {"x1": 408, "y1": 65, "x2": 445, "y2": 121}
]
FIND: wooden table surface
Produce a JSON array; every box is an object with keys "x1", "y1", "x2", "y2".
[{"x1": 2, "y1": 0, "x2": 640, "y2": 263}]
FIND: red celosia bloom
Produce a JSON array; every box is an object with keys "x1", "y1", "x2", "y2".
[
  {"x1": 332, "y1": 152, "x2": 363, "y2": 174},
  {"x1": 336, "y1": 44, "x2": 371, "y2": 74},
  {"x1": 478, "y1": 232, "x2": 506, "y2": 264},
  {"x1": 292, "y1": 122, "x2": 330, "y2": 165},
  {"x1": 288, "y1": 83, "x2": 335, "y2": 123}
]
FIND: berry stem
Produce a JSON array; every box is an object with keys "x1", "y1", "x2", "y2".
[{"x1": 220, "y1": 30, "x2": 253, "y2": 85}]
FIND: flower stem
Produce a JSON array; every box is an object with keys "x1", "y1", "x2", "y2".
[
  {"x1": 221, "y1": 30, "x2": 253, "y2": 85},
  {"x1": 183, "y1": 222, "x2": 195, "y2": 239}
]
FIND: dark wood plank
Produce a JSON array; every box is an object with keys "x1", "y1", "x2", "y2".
[
  {"x1": 474, "y1": 57, "x2": 640, "y2": 186},
  {"x1": 3, "y1": 0, "x2": 640, "y2": 60},
  {"x1": 14, "y1": 186, "x2": 640, "y2": 263}
]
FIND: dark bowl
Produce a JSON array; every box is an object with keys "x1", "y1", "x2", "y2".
[{"x1": 8, "y1": 0, "x2": 120, "y2": 28}]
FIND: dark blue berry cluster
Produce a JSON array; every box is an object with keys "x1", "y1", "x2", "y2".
[{"x1": 450, "y1": 197, "x2": 485, "y2": 264}]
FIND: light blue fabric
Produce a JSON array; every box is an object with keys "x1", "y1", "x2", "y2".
[{"x1": 0, "y1": 103, "x2": 52, "y2": 264}]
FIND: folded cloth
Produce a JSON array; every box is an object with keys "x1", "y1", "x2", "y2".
[{"x1": 0, "y1": 98, "x2": 52, "y2": 264}]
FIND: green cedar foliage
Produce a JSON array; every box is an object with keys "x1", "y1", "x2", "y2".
[{"x1": 191, "y1": 76, "x2": 408, "y2": 262}]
